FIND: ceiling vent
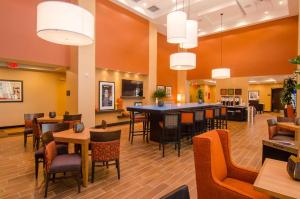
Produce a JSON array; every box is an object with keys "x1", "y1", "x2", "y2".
[
  {"x1": 132, "y1": 0, "x2": 142, "y2": 2},
  {"x1": 148, "y1": 5, "x2": 159, "y2": 12}
]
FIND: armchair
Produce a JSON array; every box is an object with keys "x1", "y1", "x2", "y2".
[{"x1": 193, "y1": 129, "x2": 270, "y2": 199}]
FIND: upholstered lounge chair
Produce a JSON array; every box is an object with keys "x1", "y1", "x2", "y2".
[
  {"x1": 267, "y1": 119, "x2": 294, "y2": 141},
  {"x1": 193, "y1": 129, "x2": 271, "y2": 199}
]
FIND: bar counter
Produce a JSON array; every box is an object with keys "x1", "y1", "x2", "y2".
[{"x1": 127, "y1": 103, "x2": 222, "y2": 142}]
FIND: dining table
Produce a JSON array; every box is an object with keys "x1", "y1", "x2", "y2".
[
  {"x1": 37, "y1": 116, "x2": 64, "y2": 123},
  {"x1": 53, "y1": 126, "x2": 122, "y2": 187}
]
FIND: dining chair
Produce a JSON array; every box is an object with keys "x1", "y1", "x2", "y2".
[
  {"x1": 267, "y1": 119, "x2": 294, "y2": 141},
  {"x1": 220, "y1": 107, "x2": 228, "y2": 129},
  {"x1": 129, "y1": 111, "x2": 149, "y2": 144},
  {"x1": 159, "y1": 112, "x2": 181, "y2": 157},
  {"x1": 90, "y1": 130, "x2": 121, "y2": 182},
  {"x1": 63, "y1": 114, "x2": 82, "y2": 129},
  {"x1": 23, "y1": 113, "x2": 44, "y2": 147},
  {"x1": 35, "y1": 123, "x2": 69, "y2": 179},
  {"x1": 44, "y1": 140, "x2": 81, "y2": 198},
  {"x1": 194, "y1": 109, "x2": 205, "y2": 134},
  {"x1": 180, "y1": 111, "x2": 196, "y2": 143},
  {"x1": 204, "y1": 109, "x2": 215, "y2": 131}
]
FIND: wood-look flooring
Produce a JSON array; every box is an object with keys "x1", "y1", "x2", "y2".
[{"x1": 0, "y1": 113, "x2": 275, "y2": 199}]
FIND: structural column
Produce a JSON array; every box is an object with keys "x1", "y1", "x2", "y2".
[
  {"x1": 77, "y1": 0, "x2": 96, "y2": 127},
  {"x1": 147, "y1": 22, "x2": 157, "y2": 104},
  {"x1": 297, "y1": 2, "x2": 300, "y2": 117},
  {"x1": 177, "y1": 71, "x2": 188, "y2": 103}
]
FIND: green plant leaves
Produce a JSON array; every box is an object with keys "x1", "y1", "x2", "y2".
[{"x1": 289, "y1": 56, "x2": 300, "y2": 65}]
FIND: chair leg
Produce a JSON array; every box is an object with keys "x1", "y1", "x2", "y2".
[
  {"x1": 77, "y1": 173, "x2": 81, "y2": 193},
  {"x1": 91, "y1": 161, "x2": 95, "y2": 183},
  {"x1": 52, "y1": 174, "x2": 56, "y2": 183},
  {"x1": 24, "y1": 133, "x2": 27, "y2": 147},
  {"x1": 116, "y1": 159, "x2": 120, "y2": 180},
  {"x1": 35, "y1": 157, "x2": 39, "y2": 179},
  {"x1": 44, "y1": 173, "x2": 50, "y2": 198},
  {"x1": 128, "y1": 120, "x2": 132, "y2": 141},
  {"x1": 131, "y1": 122, "x2": 134, "y2": 144},
  {"x1": 178, "y1": 142, "x2": 181, "y2": 157},
  {"x1": 162, "y1": 144, "x2": 165, "y2": 157}
]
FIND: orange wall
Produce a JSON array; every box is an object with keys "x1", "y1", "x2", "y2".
[
  {"x1": 96, "y1": 0, "x2": 149, "y2": 74},
  {"x1": 157, "y1": 33, "x2": 178, "y2": 100},
  {"x1": 187, "y1": 16, "x2": 298, "y2": 80},
  {"x1": 0, "y1": 0, "x2": 70, "y2": 67}
]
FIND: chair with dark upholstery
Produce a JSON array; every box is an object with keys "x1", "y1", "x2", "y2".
[
  {"x1": 160, "y1": 185, "x2": 190, "y2": 199},
  {"x1": 34, "y1": 123, "x2": 69, "y2": 179},
  {"x1": 159, "y1": 112, "x2": 181, "y2": 157},
  {"x1": 267, "y1": 119, "x2": 294, "y2": 141},
  {"x1": 194, "y1": 109, "x2": 205, "y2": 134},
  {"x1": 44, "y1": 140, "x2": 81, "y2": 198},
  {"x1": 193, "y1": 130, "x2": 271, "y2": 199},
  {"x1": 23, "y1": 113, "x2": 44, "y2": 147},
  {"x1": 129, "y1": 111, "x2": 149, "y2": 144},
  {"x1": 90, "y1": 130, "x2": 121, "y2": 182},
  {"x1": 63, "y1": 114, "x2": 82, "y2": 129}
]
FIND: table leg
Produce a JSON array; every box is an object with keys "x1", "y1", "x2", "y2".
[{"x1": 81, "y1": 142, "x2": 89, "y2": 187}]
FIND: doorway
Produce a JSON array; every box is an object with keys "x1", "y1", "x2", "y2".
[{"x1": 271, "y1": 88, "x2": 283, "y2": 112}]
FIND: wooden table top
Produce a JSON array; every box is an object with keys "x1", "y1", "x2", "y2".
[
  {"x1": 262, "y1": 139, "x2": 298, "y2": 155},
  {"x1": 254, "y1": 158, "x2": 300, "y2": 199},
  {"x1": 37, "y1": 116, "x2": 63, "y2": 123},
  {"x1": 277, "y1": 122, "x2": 300, "y2": 131},
  {"x1": 53, "y1": 126, "x2": 122, "y2": 144}
]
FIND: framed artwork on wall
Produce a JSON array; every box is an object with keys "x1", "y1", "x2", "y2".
[
  {"x1": 157, "y1": 85, "x2": 165, "y2": 90},
  {"x1": 166, "y1": 86, "x2": 172, "y2": 98},
  {"x1": 235, "y1": 89, "x2": 242, "y2": 95},
  {"x1": 0, "y1": 80, "x2": 23, "y2": 102},
  {"x1": 220, "y1": 89, "x2": 227, "y2": 95},
  {"x1": 99, "y1": 81, "x2": 115, "y2": 111},
  {"x1": 248, "y1": 91, "x2": 259, "y2": 100},
  {"x1": 228, "y1": 89, "x2": 234, "y2": 96}
]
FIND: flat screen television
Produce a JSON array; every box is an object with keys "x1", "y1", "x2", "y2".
[{"x1": 122, "y1": 79, "x2": 143, "y2": 97}]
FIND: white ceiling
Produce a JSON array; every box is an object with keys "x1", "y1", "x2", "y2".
[{"x1": 111, "y1": 0, "x2": 299, "y2": 37}]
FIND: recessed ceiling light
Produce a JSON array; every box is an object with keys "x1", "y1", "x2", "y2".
[
  {"x1": 142, "y1": 3, "x2": 147, "y2": 7},
  {"x1": 248, "y1": 80, "x2": 257, "y2": 83},
  {"x1": 264, "y1": 11, "x2": 269, "y2": 15},
  {"x1": 279, "y1": 1, "x2": 283, "y2": 5},
  {"x1": 235, "y1": 21, "x2": 247, "y2": 28}
]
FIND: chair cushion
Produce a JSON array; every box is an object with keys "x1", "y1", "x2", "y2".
[
  {"x1": 272, "y1": 135, "x2": 294, "y2": 141},
  {"x1": 277, "y1": 130, "x2": 294, "y2": 137},
  {"x1": 56, "y1": 144, "x2": 68, "y2": 155},
  {"x1": 35, "y1": 147, "x2": 44, "y2": 158},
  {"x1": 181, "y1": 113, "x2": 193, "y2": 124},
  {"x1": 24, "y1": 128, "x2": 33, "y2": 134},
  {"x1": 49, "y1": 154, "x2": 81, "y2": 173},
  {"x1": 222, "y1": 178, "x2": 271, "y2": 199}
]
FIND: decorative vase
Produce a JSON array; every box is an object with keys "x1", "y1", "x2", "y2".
[
  {"x1": 73, "y1": 122, "x2": 85, "y2": 133},
  {"x1": 49, "y1": 112, "x2": 56, "y2": 118},
  {"x1": 198, "y1": 99, "x2": 203, "y2": 104},
  {"x1": 158, "y1": 100, "x2": 164, "y2": 107}
]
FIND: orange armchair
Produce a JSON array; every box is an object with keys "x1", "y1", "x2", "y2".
[{"x1": 193, "y1": 130, "x2": 270, "y2": 199}]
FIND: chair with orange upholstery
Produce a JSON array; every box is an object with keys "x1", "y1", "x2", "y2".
[
  {"x1": 193, "y1": 129, "x2": 271, "y2": 199},
  {"x1": 205, "y1": 108, "x2": 215, "y2": 131}
]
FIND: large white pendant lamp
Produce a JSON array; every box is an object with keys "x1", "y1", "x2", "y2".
[
  {"x1": 167, "y1": 0, "x2": 187, "y2": 44},
  {"x1": 211, "y1": 13, "x2": 230, "y2": 79},
  {"x1": 180, "y1": 20, "x2": 198, "y2": 49},
  {"x1": 170, "y1": 52, "x2": 196, "y2": 70},
  {"x1": 37, "y1": 1, "x2": 94, "y2": 46}
]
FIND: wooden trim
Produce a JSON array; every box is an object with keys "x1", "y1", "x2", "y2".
[
  {"x1": 94, "y1": 121, "x2": 129, "y2": 128},
  {"x1": 0, "y1": 124, "x2": 24, "y2": 129}
]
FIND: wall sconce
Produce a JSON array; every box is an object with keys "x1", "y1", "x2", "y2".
[{"x1": 177, "y1": 94, "x2": 183, "y2": 103}]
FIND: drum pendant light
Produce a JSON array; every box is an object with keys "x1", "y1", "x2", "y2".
[
  {"x1": 180, "y1": 0, "x2": 198, "y2": 49},
  {"x1": 170, "y1": 52, "x2": 196, "y2": 70},
  {"x1": 37, "y1": 1, "x2": 94, "y2": 46},
  {"x1": 212, "y1": 13, "x2": 230, "y2": 79},
  {"x1": 167, "y1": 0, "x2": 187, "y2": 44}
]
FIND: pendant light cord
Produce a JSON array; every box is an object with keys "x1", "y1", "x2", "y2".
[{"x1": 220, "y1": 13, "x2": 223, "y2": 66}]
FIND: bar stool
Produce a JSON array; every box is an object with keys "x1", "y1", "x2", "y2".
[
  {"x1": 129, "y1": 111, "x2": 150, "y2": 144},
  {"x1": 205, "y1": 108, "x2": 215, "y2": 131},
  {"x1": 220, "y1": 107, "x2": 228, "y2": 129},
  {"x1": 194, "y1": 109, "x2": 205, "y2": 134},
  {"x1": 180, "y1": 111, "x2": 196, "y2": 143},
  {"x1": 213, "y1": 107, "x2": 222, "y2": 129},
  {"x1": 159, "y1": 112, "x2": 181, "y2": 157}
]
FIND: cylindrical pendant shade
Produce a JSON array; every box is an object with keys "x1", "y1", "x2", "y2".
[
  {"x1": 37, "y1": 1, "x2": 94, "y2": 46},
  {"x1": 170, "y1": 52, "x2": 196, "y2": 70},
  {"x1": 211, "y1": 68, "x2": 231, "y2": 79},
  {"x1": 180, "y1": 20, "x2": 198, "y2": 49},
  {"x1": 167, "y1": 11, "x2": 187, "y2": 44}
]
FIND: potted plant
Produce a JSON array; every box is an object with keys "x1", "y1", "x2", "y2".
[
  {"x1": 197, "y1": 88, "x2": 204, "y2": 104},
  {"x1": 153, "y1": 89, "x2": 166, "y2": 107},
  {"x1": 289, "y1": 56, "x2": 300, "y2": 89},
  {"x1": 280, "y1": 77, "x2": 296, "y2": 116}
]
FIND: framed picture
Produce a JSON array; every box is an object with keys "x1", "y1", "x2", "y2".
[
  {"x1": 99, "y1": 81, "x2": 115, "y2": 111},
  {"x1": 248, "y1": 91, "x2": 259, "y2": 100},
  {"x1": 166, "y1": 86, "x2": 172, "y2": 97},
  {"x1": 235, "y1": 89, "x2": 242, "y2": 95},
  {"x1": 220, "y1": 89, "x2": 227, "y2": 95},
  {"x1": 134, "y1": 102, "x2": 142, "y2": 106},
  {"x1": 0, "y1": 80, "x2": 23, "y2": 102},
  {"x1": 228, "y1": 89, "x2": 234, "y2": 96},
  {"x1": 157, "y1": 85, "x2": 165, "y2": 90}
]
